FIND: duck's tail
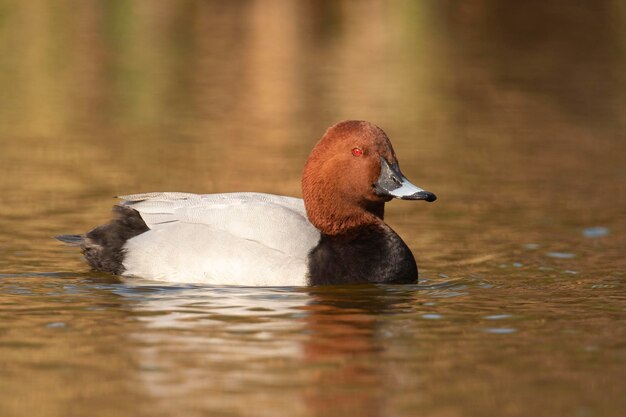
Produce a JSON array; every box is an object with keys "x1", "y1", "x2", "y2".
[
  {"x1": 55, "y1": 234, "x2": 85, "y2": 246},
  {"x1": 55, "y1": 206, "x2": 149, "y2": 275}
]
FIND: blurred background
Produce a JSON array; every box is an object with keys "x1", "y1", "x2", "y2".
[{"x1": 0, "y1": 1, "x2": 625, "y2": 417}]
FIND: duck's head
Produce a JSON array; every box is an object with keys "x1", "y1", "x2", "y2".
[{"x1": 302, "y1": 120, "x2": 436, "y2": 235}]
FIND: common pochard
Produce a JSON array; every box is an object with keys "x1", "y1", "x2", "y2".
[{"x1": 57, "y1": 120, "x2": 436, "y2": 286}]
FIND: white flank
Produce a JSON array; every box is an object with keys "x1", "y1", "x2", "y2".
[{"x1": 119, "y1": 193, "x2": 321, "y2": 286}]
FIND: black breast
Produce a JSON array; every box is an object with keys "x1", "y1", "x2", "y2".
[{"x1": 306, "y1": 225, "x2": 418, "y2": 285}]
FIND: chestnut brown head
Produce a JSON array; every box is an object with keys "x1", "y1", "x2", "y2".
[{"x1": 302, "y1": 120, "x2": 436, "y2": 235}]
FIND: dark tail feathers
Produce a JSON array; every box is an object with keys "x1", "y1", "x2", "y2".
[
  {"x1": 55, "y1": 205, "x2": 149, "y2": 275},
  {"x1": 56, "y1": 234, "x2": 85, "y2": 246}
]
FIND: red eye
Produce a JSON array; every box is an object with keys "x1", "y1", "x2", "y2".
[{"x1": 352, "y1": 147, "x2": 363, "y2": 157}]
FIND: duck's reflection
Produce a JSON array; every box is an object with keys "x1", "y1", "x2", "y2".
[
  {"x1": 297, "y1": 286, "x2": 416, "y2": 417},
  {"x1": 122, "y1": 282, "x2": 416, "y2": 417}
]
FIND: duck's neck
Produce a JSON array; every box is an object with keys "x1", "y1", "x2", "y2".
[
  {"x1": 306, "y1": 223, "x2": 418, "y2": 285},
  {"x1": 305, "y1": 197, "x2": 386, "y2": 236}
]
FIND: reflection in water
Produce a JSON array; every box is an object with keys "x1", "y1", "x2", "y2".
[
  {"x1": 117, "y1": 283, "x2": 455, "y2": 417},
  {"x1": 120, "y1": 284, "x2": 401, "y2": 417},
  {"x1": 298, "y1": 287, "x2": 411, "y2": 417},
  {"x1": 0, "y1": 1, "x2": 625, "y2": 417}
]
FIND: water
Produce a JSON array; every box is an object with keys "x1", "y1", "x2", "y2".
[{"x1": 1, "y1": 1, "x2": 625, "y2": 417}]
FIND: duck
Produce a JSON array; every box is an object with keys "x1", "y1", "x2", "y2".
[{"x1": 57, "y1": 120, "x2": 436, "y2": 286}]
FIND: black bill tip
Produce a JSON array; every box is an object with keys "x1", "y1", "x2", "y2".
[{"x1": 401, "y1": 190, "x2": 437, "y2": 202}]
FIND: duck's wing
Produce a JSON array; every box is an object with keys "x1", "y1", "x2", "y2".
[{"x1": 118, "y1": 192, "x2": 319, "y2": 259}]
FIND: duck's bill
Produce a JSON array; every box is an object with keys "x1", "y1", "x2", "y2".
[{"x1": 375, "y1": 158, "x2": 437, "y2": 202}]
